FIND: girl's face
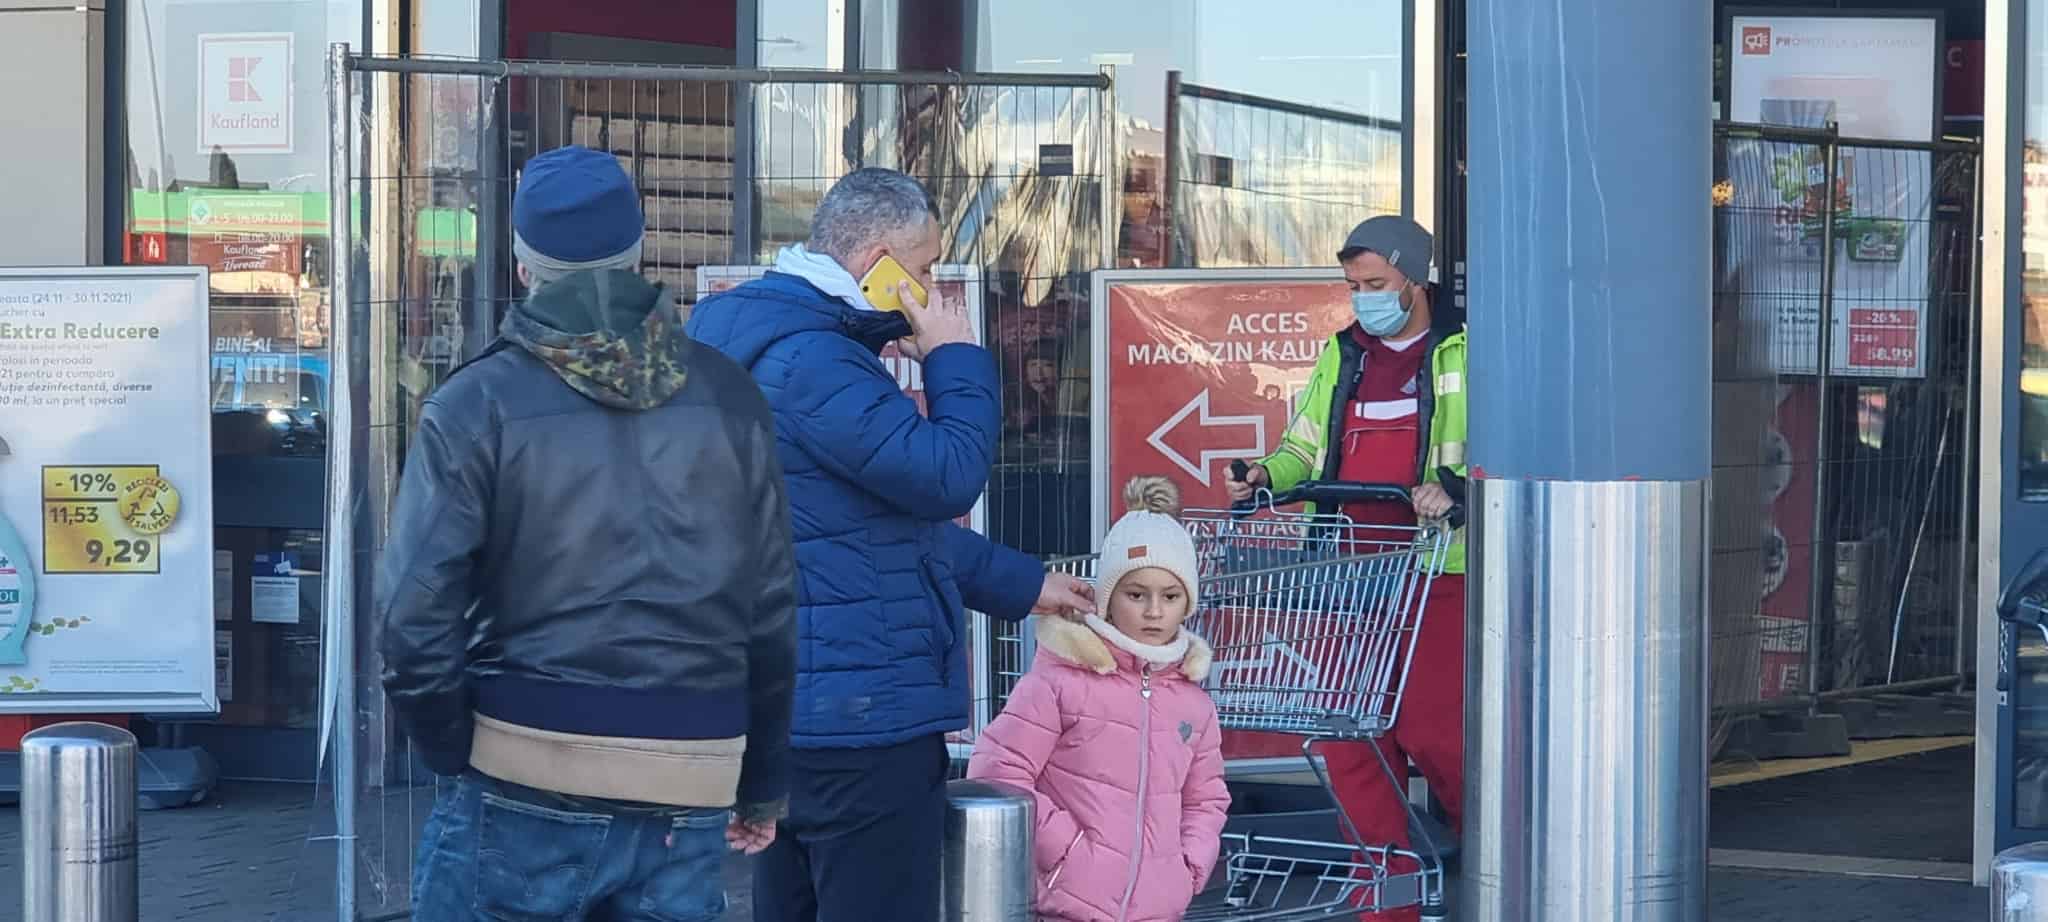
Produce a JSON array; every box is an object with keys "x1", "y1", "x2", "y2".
[
  {"x1": 1107, "y1": 567, "x2": 1189, "y2": 645},
  {"x1": 1024, "y1": 358, "x2": 1056, "y2": 391}
]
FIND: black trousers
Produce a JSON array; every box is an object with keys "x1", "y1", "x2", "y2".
[{"x1": 752, "y1": 733, "x2": 951, "y2": 922}]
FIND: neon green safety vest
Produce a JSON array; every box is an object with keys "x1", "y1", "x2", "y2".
[{"x1": 1259, "y1": 328, "x2": 1469, "y2": 575}]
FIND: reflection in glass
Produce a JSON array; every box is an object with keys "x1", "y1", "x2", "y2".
[
  {"x1": 976, "y1": 0, "x2": 1405, "y2": 269},
  {"x1": 760, "y1": 0, "x2": 848, "y2": 68},
  {"x1": 2022, "y1": 161, "x2": 2048, "y2": 496},
  {"x1": 2022, "y1": 0, "x2": 2048, "y2": 499},
  {"x1": 2016, "y1": 0, "x2": 2048, "y2": 832},
  {"x1": 2017, "y1": 623, "x2": 2048, "y2": 828}
]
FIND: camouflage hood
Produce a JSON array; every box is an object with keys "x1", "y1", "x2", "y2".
[{"x1": 501, "y1": 270, "x2": 688, "y2": 410}]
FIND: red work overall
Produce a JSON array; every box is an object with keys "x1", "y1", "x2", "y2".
[{"x1": 1324, "y1": 329, "x2": 1465, "y2": 922}]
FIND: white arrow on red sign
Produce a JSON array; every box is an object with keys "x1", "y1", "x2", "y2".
[{"x1": 1146, "y1": 389, "x2": 1266, "y2": 486}]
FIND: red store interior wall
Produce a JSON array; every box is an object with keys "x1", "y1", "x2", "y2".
[{"x1": 504, "y1": 0, "x2": 738, "y2": 59}]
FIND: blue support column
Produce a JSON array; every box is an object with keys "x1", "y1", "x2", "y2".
[{"x1": 1462, "y1": 0, "x2": 1711, "y2": 920}]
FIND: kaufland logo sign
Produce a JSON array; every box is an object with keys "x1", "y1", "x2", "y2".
[
  {"x1": 198, "y1": 33, "x2": 294, "y2": 155},
  {"x1": 1742, "y1": 26, "x2": 1772, "y2": 55}
]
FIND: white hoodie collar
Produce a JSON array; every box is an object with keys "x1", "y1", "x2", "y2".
[
  {"x1": 1083, "y1": 615, "x2": 1190, "y2": 668},
  {"x1": 773, "y1": 244, "x2": 872, "y2": 312}
]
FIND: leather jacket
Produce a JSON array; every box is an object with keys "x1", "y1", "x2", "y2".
[{"x1": 376, "y1": 270, "x2": 798, "y2": 815}]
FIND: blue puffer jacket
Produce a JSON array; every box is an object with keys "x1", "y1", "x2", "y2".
[{"x1": 687, "y1": 271, "x2": 1046, "y2": 750}]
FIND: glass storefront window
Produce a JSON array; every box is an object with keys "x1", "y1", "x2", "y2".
[
  {"x1": 981, "y1": 0, "x2": 1403, "y2": 127},
  {"x1": 119, "y1": 0, "x2": 358, "y2": 759},
  {"x1": 760, "y1": 0, "x2": 850, "y2": 68},
  {"x1": 2012, "y1": 0, "x2": 2048, "y2": 832},
  {"x1": 977, "y1": 0, "x2": 1406, "y2": 269},
  {"x1": 2021, "y1": 0, "x2": 2048, "y2": 499}
]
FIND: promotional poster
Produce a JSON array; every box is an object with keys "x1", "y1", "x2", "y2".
[
  {"x1": 1724, "y1": 12, "x2": 1942, "y2": 379},
  {"x1": 0, "y1": 267, "x2": 217, "y2": 713}
]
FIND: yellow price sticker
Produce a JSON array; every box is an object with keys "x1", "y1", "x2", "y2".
[{"x1": 41, "y1": 465, "x2": 172, "y2": 575}]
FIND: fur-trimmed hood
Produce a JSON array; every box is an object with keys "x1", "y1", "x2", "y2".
[{"x1": 1034, "y1": 615, "x2": 1213, "y2": 684}]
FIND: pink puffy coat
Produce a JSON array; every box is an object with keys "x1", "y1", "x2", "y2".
[{"x1": 967, "y1": 616, "x2": 1231, "y2": 922}]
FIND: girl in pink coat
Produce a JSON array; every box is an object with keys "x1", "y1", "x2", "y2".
[{"x1": 968, "y1": 476, "x2": 1232, "y2": 922}]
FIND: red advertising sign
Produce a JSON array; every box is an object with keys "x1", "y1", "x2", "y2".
[
  {"x1": 1092, "y1": 269, "x2": 1352, "y2": 528},
  {"x1": 1759, "y1": 383, "x2": 1816, "y2": 699},
  {"x1": 129, "y1": 232, "x2": 170, "y2": 265},
  {"x1": 1945, "y1": 40, "x2": 1984, "y2": 120},
  {"x1": 1092, "y1": 269, "x2": 1356, "y2": 763},
  {"x1": 1844, "y1": 307, "x2": 1919, "y2": 370}
]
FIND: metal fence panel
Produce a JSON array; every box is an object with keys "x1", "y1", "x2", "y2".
[
  {"x1": 327, "y1": 51, "x2": 1113, "y2": 919},
  {"x1": 1709, "y1": 122, "x2": 1979, "y2": 727},
  {"x1": 1159, "y1": 74, "x2": 1404, "y2": 269}
]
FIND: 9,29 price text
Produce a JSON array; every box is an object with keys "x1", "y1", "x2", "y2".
[{"x1": 41, "y1": 464, "x2": 165, "y2": 574}]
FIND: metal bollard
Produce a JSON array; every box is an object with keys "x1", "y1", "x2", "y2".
[
  {"x1": 1996, "y1": 843, "x2": 2048, "y2": 921},
  {"x1": 941, "y1": 778, "x2": 1035, "y2": 922},
  {"x1": 21, "y1": 722, "x2": 138, "y2": 922}
]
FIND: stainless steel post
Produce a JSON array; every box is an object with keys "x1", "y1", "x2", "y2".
[
  {"x1": 324, "y1": 42, "x2": 360, "y2": 922},
  {"x1": 21, "y1": 722, "x2": 138, "y2": 922},
  {"x1": 941, "y1": 778, "x2": 1035, "y2": 922},
  {"x1": 1464, "y1": 0, "x2": 1711, "y2": 918},
  {"x1": 1993, "y1": 843, "x2": 2048, "y2": 920}
]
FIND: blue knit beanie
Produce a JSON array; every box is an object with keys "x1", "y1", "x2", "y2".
[{"x1": 513, "y1": 146, "x2": 644, "y2": 274}]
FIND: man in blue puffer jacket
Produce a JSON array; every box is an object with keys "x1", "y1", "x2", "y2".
[{"x1": 688, "y1": 167, "x2": 1096, "y2": 922}]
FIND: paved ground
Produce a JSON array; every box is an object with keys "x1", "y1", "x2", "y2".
[
  {"x1": 1710, "y1": 745, "x2": 1973, "y2": 863},
  {"x1": 0, "y1": 758, "x2": 1994, "y2": 921}
]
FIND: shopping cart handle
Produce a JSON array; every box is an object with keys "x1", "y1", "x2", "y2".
[{"x1": 1231, "y1": 480, "x2": 1415, "y2": 515}]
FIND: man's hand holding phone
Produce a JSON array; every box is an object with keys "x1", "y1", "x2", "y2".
[{"x1": 896, "y1": 281, "x2": 975, "y2": 362}]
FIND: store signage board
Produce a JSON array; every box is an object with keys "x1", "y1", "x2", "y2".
[
  {"x1": 1090, "y1": 268, "x2": 1352, "y2": 540},
  {"x1": 0, "y1": 267, "x2": 218, "y2": 714},
  {"x1": 197, "y1": 32, "x2": 295, "y2": 154},
  {"x1": 1723, "y1": 12, "x2": 1942, "y2": 380},
  {"x1": 1091, "y1": 269, "x2": 1358, "y2": 763},
  {"x1": 696, "y1": 264, "x2": 998, "y2": 749},
  {"x1": 1727, "y1": 13, "x2": 1940, "y2": 144}
]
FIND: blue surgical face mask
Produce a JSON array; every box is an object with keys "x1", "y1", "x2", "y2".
[{"x1": 1351, "y1": 288, "x2": 1410, "y2": 337}]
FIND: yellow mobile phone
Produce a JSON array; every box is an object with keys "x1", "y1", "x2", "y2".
[{"x1": 858, "y1": 255, "x2": 927, "y2": 313}]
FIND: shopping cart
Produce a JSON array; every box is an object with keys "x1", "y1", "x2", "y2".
[{"x1": 1051, "y1": 470, "x2": 1461, "y2": 920}]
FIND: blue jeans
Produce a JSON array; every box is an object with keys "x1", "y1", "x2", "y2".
[{"x1": 413, "y1": 772, "x2": 730, "y2": 921}]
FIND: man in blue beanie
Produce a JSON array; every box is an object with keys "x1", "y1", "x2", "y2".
[{"x1": 378, "y1": 145, "x2": 797, "y2": 919}]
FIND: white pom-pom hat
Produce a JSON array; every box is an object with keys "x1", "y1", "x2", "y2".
[{"x1": 1095, "y1": 476, "x2": 1200, "y2": 612}]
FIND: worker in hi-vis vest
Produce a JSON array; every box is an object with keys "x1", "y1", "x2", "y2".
[{"x1": 1226, "y1": 215, "x2": 1466, "y2": 922}]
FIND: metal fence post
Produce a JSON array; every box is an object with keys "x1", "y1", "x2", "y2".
[
  {"x1": 1803, "y1": 127, "x2": 1842, "y2": 702},
  {"x1": 1957, "y1": 151, "x2": 1987, "y2": 681},
  {"x1": 940, "y1": 779, "x2": 1035, "y2": 921},
  {"x1": 21, "y1": 722, "x2": 138, "y2": 922},
  {"x1": 1099, "y1": 62, "x2": 1120, "y2": 274},
  {"x1": 1161, "y1": 69, "x2": 1182, "y2": 268}
]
